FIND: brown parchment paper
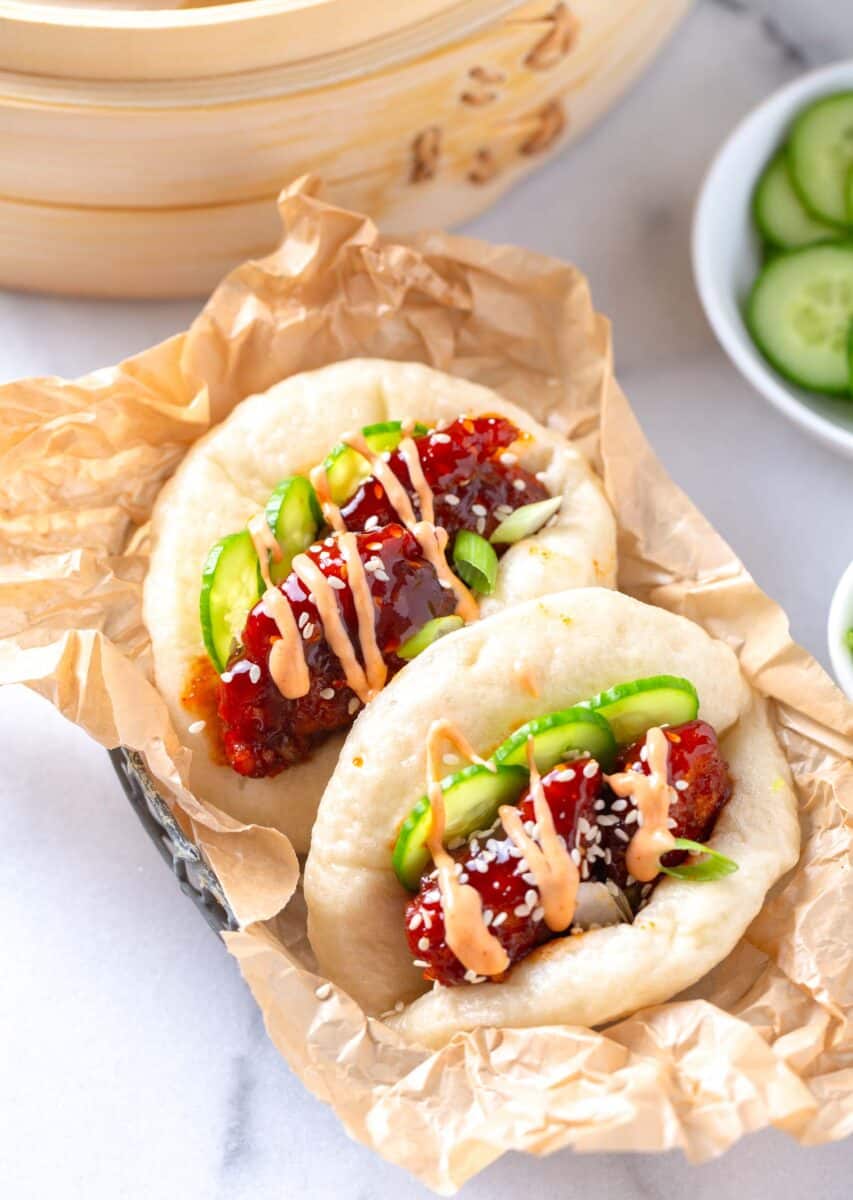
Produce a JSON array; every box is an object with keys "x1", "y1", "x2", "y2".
[{"x1": 1, "y1": 177, "x2": 850, "y2": 1193}]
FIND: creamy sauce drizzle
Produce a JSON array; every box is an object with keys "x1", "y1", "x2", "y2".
[
  {"x1": 309, "y1": 464, "x2": 347, "y2": 534},
  {"x1": 605, "y1": 726, "x2": 676, "y2": 882},
  {"x1": 248, "y1": 513, "x2": 310, "y2": 699},
  {"x1": 291, "y1": 552, "x2": 375, "y2": 704},
  {"x1": 424, "y1": 719, "x2": 508, "y2": 979},
  {"x1": 243, "y1": 424, "x2": 480, "y2": 705},
  {"x1": 498, "y1": 738, "x2": 579, "y2": 931},
  {"x1": 338, "y1": 531, "x2": 387, "y2": 697}
]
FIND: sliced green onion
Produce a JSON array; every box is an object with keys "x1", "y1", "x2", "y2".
[
  {"x1": 453, "y1": 530, "x2": 498, "y2": 595},
  {"x1": 489, "y1": 495, "x2": 562, "y2": 545},
  {"x1": 659, "y1": 837, "x2": 739, "y2": 883},
  {"x1": 398, "y1": 615, "x2": 465, "y2": 660}
]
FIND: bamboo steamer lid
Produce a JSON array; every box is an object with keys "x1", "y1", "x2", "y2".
[{"x1": 0, "y1": 0, "x2": 691, "y2": 297}]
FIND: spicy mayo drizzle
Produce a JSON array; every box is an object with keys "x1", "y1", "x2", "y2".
[
  {"x1": 424, "y1": 720, "x2": 509, "y2": 979},
  {"x1": 605, "y1": 726, "x2": 676, "y2": 882},
  {"x1": 341, "y1": 431, "x2": 479, "y2": 622},
  {"x1": 248, "y1": 513, "x2": 309, "y2": 699},
  {"x1": 246, "y1": 423, "x2": 480, "y2": 705},
  {"x1": 498, "y1": 739, "x2": 579, "y2": 932}
]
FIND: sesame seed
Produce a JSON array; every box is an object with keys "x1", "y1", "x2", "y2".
[
  {"x1": 612, "y1": 799, "x2": 628, "y2": 812},
  {"x1": 482, "y1": 909, "x2": 494, "y2": 926},
  {"x1": 535, "y1": 471, "x2": 547, "y2": 482},
  {"x1": 614, "y1": 828, "x2": 630, "y2": 842},
  {"x1": 593, "y1": 798, "x2": 605, "y2": 811},
  {"x1": 458, "y1": 872, "x2": 469, "y2": 884},
  {"x1": 348, "y1": 697, "x2": 360, "y2": 715},
  {"x1": 524, "y1": 888, "x2": 538, "y2": 908},
  {"x1": 625, "y1": 809, "x2": 639, "y2": 824},
  {"x1": 248, "y1": 663, "x2": 261, "y2": 684},
  {"x1": 555, "y1": 768, "x2": 576, "y2": 782},
  {"x1": 302, "y1": 623, "x2": 315, "y2": 640},
  {"x1": 476, "y1": 517, "x2": 486, "y2": 534},
  {"x1": 513, "y1": 479, "x2": 526, "y2": 492},
  {"x1": 640, "y1": 746, "x2": 649, "y2": 762},
  {"x1": 667, "y1": 817, "x2": 679, "y2": 830},
  {"x1": 328, "y1": 576, "x2": 346, "y2": 590},
  {"x1": 413, "y1": 959, "x2": 428, "y2": 968},
  {"x1": 432, "y1": 433, "x2": 451, "y2": 444},
  {"x1": 583, "y1": 761, "x2": 599, "y2": 779},
  {"x1": 570, "y1": 847, "x2": 581, "y2": 866},
  {"x1": 471, "y1": 503, "x2": 487, "y2": 517},
  {"x1": 532, "y1": 906, "x2": 544, "y2": 922},
  {"x1": 374, "y1": 570, "x2": 390, "y2": 583},
  {"x1": 409, "y1": 913, "x2": 422, "y2": 930},
  {"x1": 499, "y1": 452, "x2": 518, "y2": 466},
  {"x1": 596, "y1": 815, "x2": 618, "y2": 826},
  {"x1": 220, "y1": 671, "x2": 233, "y2": 683},
  {"x1": 364, "y1": 515, "x2": 379, "y2": 531},
  {"x1": 522, "y1": 872, "x2": 537, "y2": 886},
  {"x1": 417, "y1": 937, "x2": 430, "y2": 952},
  {"x1": 514, "y1": 904, "x2": 530, "y2": 918},
  {"x1": 443, "y1": 494, "x2": 460, "y2": 507},
  {"x1": 492, "y1": 911, "x2": 507, "y2": 927},
  {"x1": 315, "y1": 982, "x2": 332, "y2": 1000},
  {"x1": 675, "y1": 779, "x2": 689, "y2": 791},
  {"x1": 298, "y1": 611, "x2": 309, "y2": 629},
  {"x1": 319, "y1": 687, "x2": 335, "y2": 700},
  {"x1": 188, "y1": 720, "x2": 206, "y2": 735}
]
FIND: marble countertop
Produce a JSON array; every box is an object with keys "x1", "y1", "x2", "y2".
[{"x1": 2, "y1": 2, "x2": 851, "y2": 1196}]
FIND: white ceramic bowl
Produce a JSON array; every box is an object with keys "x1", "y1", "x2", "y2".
[
  {"x1": 692, "y1": 60, "x2": 853, "y2": 459},
  {"x1": 828, "y1": 560, "x2": 853, "y2": 698}
]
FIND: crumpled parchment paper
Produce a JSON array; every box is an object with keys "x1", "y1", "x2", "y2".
[{"x1": 1, "y1": 177, "x2": 850, "y2": 1193}]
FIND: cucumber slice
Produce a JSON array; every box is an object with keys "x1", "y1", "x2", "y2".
[
  {"x1": 393, "y1": 763, "x2": 527, "y2": 890},
  {"x1": 265, "y1": 476, "x2": 322, "y2": 584},
  {"x1": 753, "y1": 152, "x2": 837, "y2": 249},
  {"x1": 583, "y1": 675, "x2": 698, "y2": 746},
  {"x1": 788, "y1": 92, "x2": 853, "y2": 226},
  {"x1": 493, "y1": 706, "x2": 616, "y2": 772},
  {"x1": 397, "y1": 615, "x2": 464, "y2": 660},
  {"x1": 200, "y1": 531, "x2": 263, "y2": 672},
  {"x1": 747, "y1": 243, "x2": 853, "y2": 394},
  {"x1": 324, "y1": 420, "x2": 429, "y2": 505}
]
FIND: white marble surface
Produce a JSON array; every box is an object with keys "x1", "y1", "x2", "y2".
[{"x1": 2, "y1": 2, "x2": 852, "y2": 1197}]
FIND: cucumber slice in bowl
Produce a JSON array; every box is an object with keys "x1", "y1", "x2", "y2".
[
  {"x1": 393, "y1": 763, "x2": 528, "y2": 891},
  {"x1": 265, "y1": 475, "x2": 322, "y2": 584},
  {"x1": 582, "y1": 675, "x2": 698, "y2": 745},
  {"x1": 753, "y1": 152, "x2": 838, "y2": 249},
  {"x1": 324, "y1": 420, "x2": 429, "y2": 505},
  {"x1": 493, "y1": 706, "x2": 616, "y2": 773},
  {"x1": 200, "y1": 531, "x2": 263, "y2": 672},
  {"x1": 747, "y1": 243, "x2": 853, "y2": 394},
  {"x1": 788, "y1": 92, "x2": 853, "y2": 226}
]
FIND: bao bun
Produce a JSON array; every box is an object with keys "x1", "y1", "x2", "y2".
[
  {"x1": 144, "y1": 360, "x2": 616, "y2": 851},
  {"x1": 305, "y1": 588, "x2": 800, "y2": 1046}
]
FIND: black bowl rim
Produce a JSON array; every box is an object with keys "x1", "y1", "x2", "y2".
[{"x1": 110, "y1": 747, "x2": 236, "y2": 934}]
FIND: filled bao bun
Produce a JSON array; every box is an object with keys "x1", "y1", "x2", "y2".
[
  {"x1": 144, "y1": 360, "x2": 616, "y2": 852},
  {"x1": 305, "y1": 588, "x2": 800, "y2": 1046}
]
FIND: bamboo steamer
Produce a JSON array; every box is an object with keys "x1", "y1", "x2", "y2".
[{"x1": 0, "y1": 0, "x2": 690, "y2": 298}]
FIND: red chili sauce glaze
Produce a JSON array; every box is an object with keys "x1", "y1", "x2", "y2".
[
  {"x1": 405, "y1": 720, "x2": 732, "y2": 987},
  {"x1": 341, "y1": 416, "x2": 546, "y2": 538},
  {"x1": 210, "y1": 415, "x2": 547, "y2": 777}
]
